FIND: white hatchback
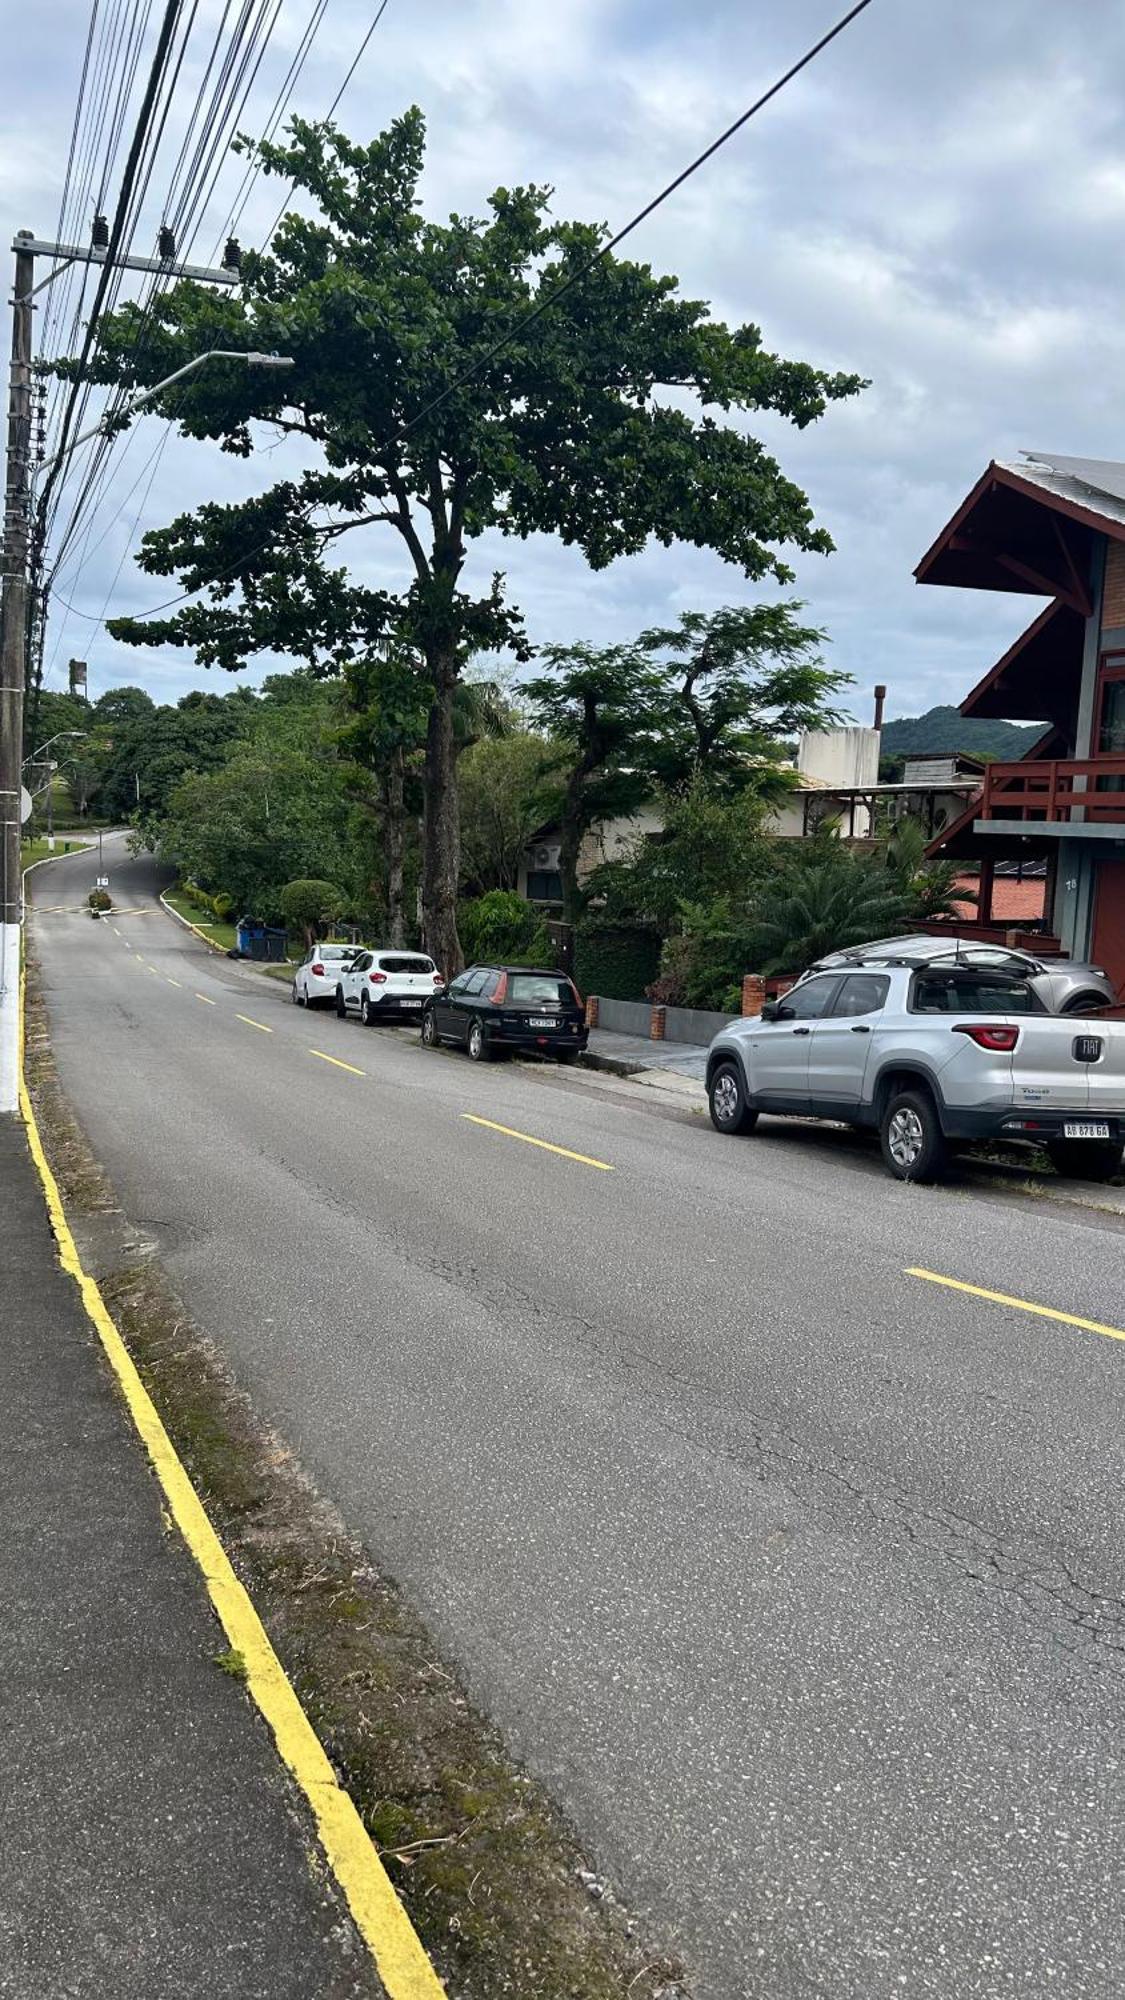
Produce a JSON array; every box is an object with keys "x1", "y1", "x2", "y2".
[
  {"x1": 335, "y1": 948, "x2": 442, "y2": 1024},
  {"x1": 292, "y1": 943, "x2": 360, "y2": 1008}
]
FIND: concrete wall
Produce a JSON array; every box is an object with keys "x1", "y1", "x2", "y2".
[
  {"x1": 593, "y1": 996, "x2": 655, "y2": 1038},
  {"x1": 797, "y1": 726, "x2": 880, "y2": 789},
  {"x1": 592, "y1": 996, "x2": 736, "y2": 1045},
  {"x1": 663, "y1": 1004, "x2": 735, "y2": 1045}
]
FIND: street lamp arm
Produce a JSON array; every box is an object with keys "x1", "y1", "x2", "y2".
[{"x1": 37, "y1": 350, "x2": 294, "y2": 477}]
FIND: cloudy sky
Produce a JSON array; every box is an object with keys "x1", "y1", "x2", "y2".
[{"x1": 7, "y1": 0, "x2": 1125, "y2": 720}]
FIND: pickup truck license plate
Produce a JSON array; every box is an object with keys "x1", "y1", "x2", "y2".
[
  {"x1": 1063, "y1": 1121, "x2": 1111, "y2": 1140},
  {"x1": 529, "y1": 1016, "x2": 556, "y2": 1029}
]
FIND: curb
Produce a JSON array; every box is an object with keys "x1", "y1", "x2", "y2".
[
  {"x1": 18, "y1": 974, "x2": 447, "y2": 2000},
  {"x1": 579, "y1": 1049, "x2": 648, "y2": 1079},
  {"x1": 159, "y1": 890, "x2": 228, "y2": 955}
]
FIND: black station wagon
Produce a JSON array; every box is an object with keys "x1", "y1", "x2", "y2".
[{"x1": 421, "y1": 965, "x2": 588, "y2": 1064}]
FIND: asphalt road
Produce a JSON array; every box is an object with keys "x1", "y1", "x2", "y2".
[{"x1": 30, "y1": 838, "x2": 1125, "y2": 2000}]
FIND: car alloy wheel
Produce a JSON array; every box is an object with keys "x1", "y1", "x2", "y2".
[
  {"x1": 713, "y1": 1069, "x2": 740, "y2": 1126},
  {"x1": 421, "y1": 1008, "x2": 439, "y2": 1047},
  {"x1": 467, "y1": 1017, "x2": 488, "y2": 1062},
  {"x1": 886, "y1": 1105, "x2": 924, "y2": 1170},
  {"x1": 291, "y1": 982, "x2": 300, "y2": 1005},
  {"x1": 360, "y1": 993, "x2": 373, "y2": 1025}
]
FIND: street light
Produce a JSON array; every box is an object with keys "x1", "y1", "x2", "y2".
[
  {"x1": 22, "y1": 731, "x2": 88, "y2": 852},
  {"x1": 37, "y1": 349, "x2": 295, "y2": 477}
]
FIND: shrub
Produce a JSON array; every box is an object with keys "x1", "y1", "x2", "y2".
[
  {"x1": 88, "y1": 889, "x2": 112, "y2": 912},
  {"x1": 211, "y1": 891, "x2": 235, "y2": 921},
  {"x1": 459, "y1": 890, "x2": 540, "y2": 964},
  {"x1": 574, "y1": 923, "x2": 661, "y2": 1001},
  {"x1": 277, "y1": 877, "x2": 344, "y2": 945}
]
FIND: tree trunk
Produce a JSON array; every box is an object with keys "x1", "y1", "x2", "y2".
[
  {"x1": 421, "y1": 661, "x2": 463, "y2": 977},
  {"x1": 385, "y1": 747, "x2": 405, "y2": 949},
  {"x1": 558, "y1": 779, "x2": 585, "y2": 928}
]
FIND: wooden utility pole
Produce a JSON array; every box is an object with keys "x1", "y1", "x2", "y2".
[{"x1": 0, "y1": 231, "x2": 34, "y2": 1114}]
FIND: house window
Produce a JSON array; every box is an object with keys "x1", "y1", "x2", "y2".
[
  {"x1": 1094, "y1": 653, "x2": 1125, "y2": 797},
  {"x1": 526, "y1": 869, "x2": 563, "y2": 902}
]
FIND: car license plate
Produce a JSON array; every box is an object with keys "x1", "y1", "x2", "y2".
[
  {"x1": 399, "y1": 998, "x2": 422, "y2": 1008},
  {"x1": 529, "y1": 1016, "x2": 556, "y2": 1029},
  {"x1": 1063, "y1": 1121, "x2": 1111, "y2": 1139}
]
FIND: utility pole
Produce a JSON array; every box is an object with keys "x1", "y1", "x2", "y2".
[
  {"x1": 0, "y1": 227, "x2": 242, "y2": 1115},
  {"x1": 0, "y1": 231, "x2": 34, "y2": 1115}
]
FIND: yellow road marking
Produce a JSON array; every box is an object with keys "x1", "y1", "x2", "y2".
[
  {"x1": 165, "y1": 976, "x2": 182, "y2": 988},
  {"x1": 236, "y1": 1012, "x2": 272, "y2": 1034},
  {"x1": 462, "y1": 1113, "x2": 614, "y2": 1172},
  {"x1": 17, "y1": 989, "x2": 445, "y2": 2000},
  {"x1": 308, "y1": 1048, "x2": 366, "y2": 1077},
  {"x1": 195, "y1": 992, "x2": 215, "y2": 1005},
  {"x1": 907, "y1": 1268, "x2": 1125, "y2": 1346}
]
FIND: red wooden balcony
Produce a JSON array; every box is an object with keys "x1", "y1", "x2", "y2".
[{"x1": 980, "y1": 756, "x2": 1125, "y2": 824}]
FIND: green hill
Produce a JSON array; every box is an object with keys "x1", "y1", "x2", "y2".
[{"x1": 881, "y1": 706, "x2": 1040, "y2": 760}]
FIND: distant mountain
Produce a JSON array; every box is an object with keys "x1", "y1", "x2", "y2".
[{"x1": 880, "y1": 706, "x2": 1041, "y2": 760}]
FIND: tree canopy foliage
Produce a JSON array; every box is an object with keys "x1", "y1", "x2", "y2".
[{"x1": 70, "y1": 104, "x2": 863, "y2": 969}]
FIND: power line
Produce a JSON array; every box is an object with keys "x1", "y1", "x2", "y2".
[
  {"x1": 259, "y1": 0, "x2": 393, "y2": 252},
  {"x1": 400, "y1": 0, "x2": 875, "y2": 438},
  {"x1": 50, "y1": 0, "x2": 874, "y2": 645}
]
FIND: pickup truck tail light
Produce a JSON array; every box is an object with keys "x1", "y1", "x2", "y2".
[
  {"x1": 369, "y1": 970, "x2": 387, "y2": 984},
  {"x1": 954, "y1": 1023, "x2": 1020, "y2": 1052}
]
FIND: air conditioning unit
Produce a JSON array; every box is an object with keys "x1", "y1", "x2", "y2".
[{"x1": 535, "y1": 847, "x2": 552, "y2": 867}]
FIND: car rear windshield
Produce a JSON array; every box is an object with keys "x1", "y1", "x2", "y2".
[
  {"x1": 911, "y1": 972, "x2": 1045, "y2": 1015},
  {"x1": 318, "y1": 945, "x2": 354, "y2": 960},
  {"x1": 377, "y1": 956, "x2": 434, "y2": 974},
  {"x1": 507, "y1": 975, "x2": 574, "y2": 1007}
]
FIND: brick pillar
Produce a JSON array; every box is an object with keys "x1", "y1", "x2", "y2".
[
  {"x1": 741, "y1": 973, "x2": 766, "y2": 1017},
  {"x1": 650, "y1": 1004, "x2": 667, "y2": 1041},
  {"x1": 585, "y1": 995, "x2": 599, "y2": 1029}
]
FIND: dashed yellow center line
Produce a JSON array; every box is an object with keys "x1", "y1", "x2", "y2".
[
  {"x1": 164, "y1": 975, "x2": 182, "y2": 988},
  {"x1": 461, "y1": 1113, "x2": 614, "y2": 1172},
  {"x1": 907, "y1": 1268, "x2": 1125, "y2": 1346},
  {"x1": 195, "y1": 992, "x2": 215, "y2": 1006},
  {"x1": 308, "y1": 1048, "x2": 366, "y2": 1077},
  {"x1": 236, "y1": 1013, "x2": 273, "y2": 1034}
]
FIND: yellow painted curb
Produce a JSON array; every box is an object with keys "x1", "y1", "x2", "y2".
[
  {"x1": 159, "y1": 890, "x2": 227, "y2": 954},
  {"x1": 18, "y1": 974, "x2": 446, "y2": 2000}
]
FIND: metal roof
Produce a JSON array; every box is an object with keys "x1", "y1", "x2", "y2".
[{"x1": 1006, "y1": 451, "x2": 1125, "y2": 530}]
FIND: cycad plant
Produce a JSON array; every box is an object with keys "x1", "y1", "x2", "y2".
[{"x1": 749, "y1": 845, "x2": 911, "y2": 973}]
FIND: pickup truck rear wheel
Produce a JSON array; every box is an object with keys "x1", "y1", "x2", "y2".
[
  {"x1": 1046, "y1": 1138, "x2": 1123, "y2": 1182},
  {"x1": 708, "y1": 1061, "x2": 758, "y2": 1137},
  {"x1": 880, "y1": 1088, "x2": 948, "y2": 1182}
]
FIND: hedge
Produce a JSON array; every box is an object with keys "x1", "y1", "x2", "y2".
[{"x1": 573, "y1": 923, "x2": 661, "y2": 1002}]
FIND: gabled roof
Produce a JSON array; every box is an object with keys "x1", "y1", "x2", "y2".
[
  {"x1": 959, "y1": 599, "x2": 1085, "y2": 723},
  {"x1": 915, "y1": 453, "x2": 1125, "y2": 605}
]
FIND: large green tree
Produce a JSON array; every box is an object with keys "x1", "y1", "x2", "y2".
[{"x1": 77, "y1": 107, "x2": 862, "y2": 971}]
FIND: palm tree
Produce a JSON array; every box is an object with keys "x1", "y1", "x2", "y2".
[
  {"x1": 884, "y1": 818, "x2": 972, "y2": 923},
  {"x1": 750, "y1": 849, "x2": 911, "y2": 973}
]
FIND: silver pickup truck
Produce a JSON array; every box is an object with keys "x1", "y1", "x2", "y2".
[{"x1": 706, "y1": 950, "x2": 1125, "y2": 1182}]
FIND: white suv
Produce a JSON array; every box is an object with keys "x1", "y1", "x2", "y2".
[
  {"x1": 707, "y1": 952, "x2": 1125, "y2": 1182},
  {"x1": 335, "y1": 949, "x2": 442, "y2": 1025}
]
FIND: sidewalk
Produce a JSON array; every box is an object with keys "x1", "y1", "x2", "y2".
[
  {"x1": 584, "y1": 1026, "x2": 710, "y2": 1084},
  {"x1": 0, "y1": 1115, "x2": 385, "y2": 2000}
]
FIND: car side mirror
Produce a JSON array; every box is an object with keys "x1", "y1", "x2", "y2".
[{"x1": 759, "y1": 999, "x2": 780, "y2": 1022}]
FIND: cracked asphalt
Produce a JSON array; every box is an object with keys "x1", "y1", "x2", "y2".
[{"x1": 30, "y1": 837, "x2": 1125, "y2": 2000}]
